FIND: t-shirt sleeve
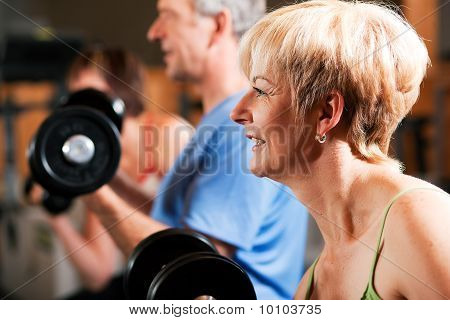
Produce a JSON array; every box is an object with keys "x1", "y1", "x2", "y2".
[{"x1": 181, "y1": 126, "x2": 276, "y2": 251}]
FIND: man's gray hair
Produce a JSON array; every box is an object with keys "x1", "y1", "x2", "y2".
[{"x1": 194, "y1": 0, "x2": 266, "y2": 38}]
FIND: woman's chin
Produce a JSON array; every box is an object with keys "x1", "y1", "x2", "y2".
[{"x1": 249, "y1": 160, "x2": 266, "y2": 178}]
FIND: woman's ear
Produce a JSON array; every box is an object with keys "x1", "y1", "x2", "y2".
[{"x1": 316, "y1": 90, "x2": 345, "y2": 138}]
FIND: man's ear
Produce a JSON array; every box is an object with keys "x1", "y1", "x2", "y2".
[
  {"x1": 209, "y1": 9, "x2": 234, "y2": 46},
  {"x1": 316, "y1": 90, "x2": 345, "y2": 138}
]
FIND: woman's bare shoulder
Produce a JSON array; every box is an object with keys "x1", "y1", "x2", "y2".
[
  {"x1": 384, "y1": 174, "x2": 449, "y2": 242},
  {"x1": 389, "y1": 175, "x2": 449, "y2": 220},
  {"x1": 383, "y1": 175, "x2": 450, "y2": 298}
]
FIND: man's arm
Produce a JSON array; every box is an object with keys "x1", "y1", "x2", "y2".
[
  {"x1": 82, "y1": 185, "x2": 168, "y2": 258},
  {"x1": 84, "y1": 185, "x2": 237, "y2": 260},
  {"x1": 108, "y1": 170, "x2": 154, "y2": 214}
]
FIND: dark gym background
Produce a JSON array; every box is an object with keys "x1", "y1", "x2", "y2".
[{"x1": 0, "y1": 0, "x2": 449, "y2": 299}]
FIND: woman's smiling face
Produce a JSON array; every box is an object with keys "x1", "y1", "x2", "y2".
[{"x1": 231, "y1": 76, "x2": 311, "y2": 181}]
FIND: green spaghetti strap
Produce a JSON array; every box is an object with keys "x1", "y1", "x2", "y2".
[
  {"x1": 363, "y1": 187, "x2": 444, "y2": 299},
  {"x1": 304, "y1": 256, "x2": 320, "y2": 300}
]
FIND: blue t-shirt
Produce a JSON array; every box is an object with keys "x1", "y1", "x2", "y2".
[{"x1": 151, "y1": 91, "x2": 309, "y2": 299}]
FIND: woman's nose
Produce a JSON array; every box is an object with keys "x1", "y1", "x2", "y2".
[{"x1": 230, "y1": 95, "x2": 253, "y2": 125}]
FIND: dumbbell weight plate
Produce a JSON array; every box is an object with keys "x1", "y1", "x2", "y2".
[
  {"x1": 61, "y1": 89, "x2": 124, "y2": 132},
  {"x1": 124, "y1": 229, "x2": 218, "y2": 300},
  {"x1": 147, "y1": 252, "x2": 257, "y2": 300},
  {"x1": 28, "y1": 106, "x2": 121, "y2": 197}
]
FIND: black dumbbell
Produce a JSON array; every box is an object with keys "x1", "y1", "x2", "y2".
[
  {"x1": 27, "y1": 89, "x2": 124, "y2": 214},
  {"x1": 125, "y1": 229, "x2": 257, "y2": 300}
]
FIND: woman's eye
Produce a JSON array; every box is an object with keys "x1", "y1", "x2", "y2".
[{"x1": 253, "y1": 87, "x2": 267, "y2": 97}]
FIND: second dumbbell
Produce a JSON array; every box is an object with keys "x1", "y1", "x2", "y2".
[
  {"x1": 125, "y1": 229, "x2": 257, "y2": 300},
  {"x1": 27, "y1": 89, "x2": 124, "y2": 214}
]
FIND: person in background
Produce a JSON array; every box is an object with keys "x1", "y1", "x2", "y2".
[{"x1": 27, "y1": 46, "x2": 192, "y2": 298}]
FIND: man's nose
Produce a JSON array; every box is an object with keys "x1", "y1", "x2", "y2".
[{"x1": 147, "y1": 18, "x2": 162, "y2": 42}]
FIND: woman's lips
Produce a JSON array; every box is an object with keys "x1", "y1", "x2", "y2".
[{"x1": 246, "y1": 134, "x2": 266, "y2": 151}]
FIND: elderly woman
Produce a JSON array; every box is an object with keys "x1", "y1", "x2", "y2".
[{"x1": 231, "y1": 0, "x2": 450, "y2": 300}]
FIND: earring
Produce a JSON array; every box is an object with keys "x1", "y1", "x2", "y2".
[{"x1": 315, "y1": 133, "x2": 327, "y2": 144}]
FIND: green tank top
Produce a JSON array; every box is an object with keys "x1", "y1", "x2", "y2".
[{"x1": 304, "y1": 187, "x2": 442, "y2": 300}]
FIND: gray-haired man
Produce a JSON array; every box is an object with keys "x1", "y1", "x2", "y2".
[{"x1": 87, "y1": 0, "x2": 309, "y2": 299}]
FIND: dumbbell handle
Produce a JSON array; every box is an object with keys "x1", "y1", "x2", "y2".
[
  {"x1": 23, "y1": 176, "x2": 73, "y2": 215},
  {"x1": 62, "y1": 134, "x2": 96, "y2": 165}
]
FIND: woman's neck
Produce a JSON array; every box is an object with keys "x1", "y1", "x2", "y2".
[{"x1": 286, "y1": 142, "x2": 398, "y2": 246}]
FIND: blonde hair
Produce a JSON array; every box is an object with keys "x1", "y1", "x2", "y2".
[{"x1": 239, "y1": 0, "x2": 430, "y2": 168}]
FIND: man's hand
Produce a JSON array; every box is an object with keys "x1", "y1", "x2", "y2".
[
  {"x1": 209, "y1": 238, "x2": 236, "y2": 259},
  {"x1": 81, "y1": 185, "x2": 117, "y2": 217}
]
